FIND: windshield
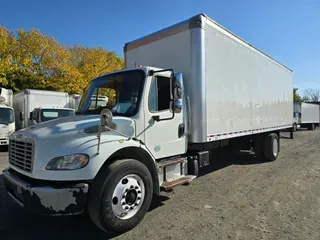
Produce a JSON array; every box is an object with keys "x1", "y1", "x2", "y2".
[
  {"x1": 78, "y1": 70, "x2": 145, "y2": 116},
  {"x1": 40, "y1": 109, "x2": 75, "y2": 122},
  {"x1": 0, "y1": 108, "x2": 14, "y2": 125}
]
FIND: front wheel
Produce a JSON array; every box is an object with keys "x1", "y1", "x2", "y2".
[{"x1": 87, "y1": 159, "x2": 153, "y2": 233}]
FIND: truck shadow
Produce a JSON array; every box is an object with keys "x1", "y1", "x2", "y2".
[
  {"x1": 0, "y1": 172, "x2": 115, "y2": 239},
  {"x1": 0, "y1": 172, "x2": 168, "y2": 240},
  {"x1": 0, "y1": 146, "x2": 8, "y2": 152},
  {"x1": 0, "y1": 149, "x2": 268, "y2": 240},
  {"x1": 198, "y1": 147, "x2": 268, "y2": 177}
]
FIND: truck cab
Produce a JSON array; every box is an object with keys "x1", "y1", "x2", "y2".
[
  {"x1": 0, "y1": 104, "x2": 15, "y2": 145},
  {"x1": 0, "y1": 88, "x2": 15, "y2": 146},
  {"x1": 3, "y1": 66, "x2": 187, "y2": 233}
]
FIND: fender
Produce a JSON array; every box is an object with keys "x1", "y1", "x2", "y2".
[{"x1": 95, "y1": 144, "x2": 160, "y2": 195}]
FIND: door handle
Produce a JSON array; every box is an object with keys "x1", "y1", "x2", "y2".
[{"x1": 178, "y1": 123, "x2": 185, "y2": 138}]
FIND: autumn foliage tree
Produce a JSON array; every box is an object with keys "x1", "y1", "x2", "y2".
[{"x1": 0, "y1": 26, "x2": 124, "y2": 94}]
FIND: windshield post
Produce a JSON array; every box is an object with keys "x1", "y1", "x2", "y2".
[{"x1": 77, "y1": 69, "x2": 146, "y2": 117}]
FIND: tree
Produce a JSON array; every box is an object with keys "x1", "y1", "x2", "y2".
[
  {"x1": 0, "y1": 26, "x2": 16, "y2": 87},
  {"x1": 302, "y1": 88, "x2": 312, "y2": 102},
  {"x1": 293, "y1": 88, "x2": 303, "y2": 102},
  {"x1": 302, "y1": 88, "x2": 320, "y2": 102},
  {"x1": 0, "y1": 26, "x2": 124, "y2": 94},
  {"x1": 68, "y1": 45, "x2": 124, "y2": 80},
  {"x1": 310, "y1": 89, "x2": 320, "y2": 102},
  {"x1": 67, "y1": 45, "x2": 124, "y2": 94}
]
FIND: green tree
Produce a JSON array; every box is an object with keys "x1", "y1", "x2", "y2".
[{"x1": 293, "y1": 88, "x2": 302, "y2": 102}]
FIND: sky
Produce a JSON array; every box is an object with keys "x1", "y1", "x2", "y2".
[{"x1": 1, "y1": 0, "x2": 320, "y2": 93}]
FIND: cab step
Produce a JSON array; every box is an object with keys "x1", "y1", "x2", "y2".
[
  {"x1": 160, "y1": 175, "x2": 196, "y2": 191},
  {"x1": 157, "y1": 156, "x2": 197, "y2": 192},
  {"x1": 157, "y1": 157, "x2": 186, "y2": 168}
]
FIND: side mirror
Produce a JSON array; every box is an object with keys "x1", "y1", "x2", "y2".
[
  {"x1": 173, "y1": 73, "x2": 183, "y2": 113},
  {"x1": 100, "y1": 108, "x2": 113, "y2": 128},
  {"x1": 20, "y1": 112, "x2": 24, "y2": 121}
]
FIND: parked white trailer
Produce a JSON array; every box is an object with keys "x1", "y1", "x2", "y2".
[
  {"x1": 293, "y1": 102, "x2": 320, "y2": 131},
  {"x1": 0, "y1": 88, "x2": 15, "y2": 145},
  {"x1": 13, "y1": 89, "x2": 75, "y2": 130},
  {"x1": 3, "y1": 13, "x2": 293, "y2": 234}
]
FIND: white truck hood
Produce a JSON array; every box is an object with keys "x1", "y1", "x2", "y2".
[
  {"x1": 8, "y1": 114, "x2": 137, "y2": 180},
  {"x1": 14, "y1": 114, "x2": 136, "y2": 142}
]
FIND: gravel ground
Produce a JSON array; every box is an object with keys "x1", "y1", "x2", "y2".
[{"x1": 0, "y1": 129, "x2": 319, "y2": 240}]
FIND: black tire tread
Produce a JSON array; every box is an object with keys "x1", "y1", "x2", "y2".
[
  {"x1": 264, "y1": 133, "x2": 279, "y2": 161},
  {"x1": 87, "y1": 159, "x2": 153, "y2": 233},
  {"x1": 87, "y1": 160, "x2": 129, "y2": 232}
]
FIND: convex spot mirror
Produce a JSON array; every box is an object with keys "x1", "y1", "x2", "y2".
[{"x1": 100, "y1": 108, "x2": 113, "y2": 127}]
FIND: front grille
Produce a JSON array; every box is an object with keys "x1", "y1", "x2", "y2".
[{"x1": 9, "y1": 139, "x2": 34, "y2": 173}]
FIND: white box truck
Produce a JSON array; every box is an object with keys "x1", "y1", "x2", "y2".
[
  {"x1": 0, "y1": 88, "x2": 15, "y2": 146},
  {"x1": 13, "y1": 89, "x2": 76, "y2": 130},
  {"x1": 293, "y1": 102, "x2": 320, "y2": 131},
  {"x1": 69, "y1": 94, "x2": 109, "y2": 112},
  {"x1": 3, "y1": 14, "x2": 293, "y2": 233}
]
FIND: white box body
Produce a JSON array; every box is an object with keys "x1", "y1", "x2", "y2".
[
  {"x1": 294, "y1": 102, "x2": 320, "y2": 124},
  {"x1": 125, "y1": 14, "x2": 293, "y2": 143}
]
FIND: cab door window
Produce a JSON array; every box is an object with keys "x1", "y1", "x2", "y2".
[{"x1": 148, "y1": 76, "x2": 171, "y2": 112}]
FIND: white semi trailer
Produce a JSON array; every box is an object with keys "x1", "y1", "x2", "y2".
[
  {"x1": 0, "y1": 88, "x2": 15, "y2": 146},
  {"x1": 293, "y1": 102, "x2": 320, "y2": 131},
  {"x1": 3, "y1": 14, "x2": 293, "y2": 233}
]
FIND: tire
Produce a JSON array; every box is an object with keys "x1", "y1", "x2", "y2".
[
  {"x1": 87, "y1": 159, "x2": 153, "y2": 234},
  {"x1": 263, "y1": 133, "x2": 279, "y2": 161}
]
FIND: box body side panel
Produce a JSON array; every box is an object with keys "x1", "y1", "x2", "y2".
[{"x1": 205, "y1": 21, "x2": 293, "y2": 138}]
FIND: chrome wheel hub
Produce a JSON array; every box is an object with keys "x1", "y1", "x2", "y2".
[{"x1": 111, "y1": 174, "x2": 145, "y2": 220}]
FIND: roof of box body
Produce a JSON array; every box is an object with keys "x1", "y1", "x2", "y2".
[{"x1": 124, "y1": 13, "x2": 292, "y2": 72}]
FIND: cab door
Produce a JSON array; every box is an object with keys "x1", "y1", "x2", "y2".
[{"x1": 144, "y1": 70, "x2": 187, "y2": 159}]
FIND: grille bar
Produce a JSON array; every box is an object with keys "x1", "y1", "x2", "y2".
[{"x1": 9, "y1": 139, "x2": 34, "y2": 173}]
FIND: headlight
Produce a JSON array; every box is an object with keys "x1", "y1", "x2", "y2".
[{"x1": 46, "y1": 154, "x2": 89, "y2": 170}]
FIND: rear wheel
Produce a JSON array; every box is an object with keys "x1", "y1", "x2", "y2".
[
  {"x1": 87, "y1": 159, "x2": 153, "y2": 233},
  {"x1": 254, "y1": 133, "x2": 279, "y2": 162},
  {"x1": 263, "y1": 133, "x2": 279, "y2": 161}
]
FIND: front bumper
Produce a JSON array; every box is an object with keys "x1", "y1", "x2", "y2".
[{"x1": 3, "y1": 168, "x2": 89, "y2": 215}]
